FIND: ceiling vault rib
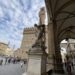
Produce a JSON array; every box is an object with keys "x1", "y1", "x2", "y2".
[
  {"x1": 56, "y1": 15, "x2": 75, "y2": 21},
  {"x1": 70, "y1": 30, "x2": 75, "y2": 35},
  {"x1": 55, "y1": 0, "x2": 75, "y2": 18},
  {"x1": 54, "y1": 0, "x2": 60, "y2": 12},
  {"x1": 59, "y1": 11, "x2": 75, "y2": 16},
  {"x1": 57, "y1": 15, "x2": 73, "y2": 32},
  {"x1": 57, "y1": 12, "x2": 75, "y2": 32},
  {"x1": 58, "y1": 30, "x2": 67, "y2": 39},
  {"x1": 58, "y1": 30, "x2": 75, "y2": 41},
  {"x1": 57, "y1": 26, "x2": 75, "y2": 38}
]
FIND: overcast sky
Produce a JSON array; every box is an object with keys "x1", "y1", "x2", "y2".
[{"x1": 0, "y1": 0, "x2": 45, "y2": 50}]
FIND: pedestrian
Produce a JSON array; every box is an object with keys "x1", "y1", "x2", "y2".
[
  {"x1": 0, "y1": 59, "x2": 3, "y2": 65},
  {"x1": 20, "y1": 62, "x2": 23, "y2": 68},
  {"x1": 5, "y1": 58, "x2": 7, "y2": 65},
  {"x1": 24, "y1": 60, "x2": 26, "y2": 64},
  {"x1": 8, "y1": 58, "x2": 11, "y2": 63},
  {"x1": 65, "y1": 55, "x2": 74, "y2": 75}
]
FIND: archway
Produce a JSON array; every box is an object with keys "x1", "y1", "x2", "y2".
[{"x1": 45, "y1": 0, "x2": 75, "y2": 74}]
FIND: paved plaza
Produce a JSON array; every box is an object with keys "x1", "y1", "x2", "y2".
[
  {"x1": 0, "y1": 63, "x2": 27, "y2": 75},
  {"x1": 0, "y1": 63, "x2": 75, "y2": 75}
]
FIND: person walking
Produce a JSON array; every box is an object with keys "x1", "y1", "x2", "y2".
[{"x1": 65, "y1": 55, "x2": 74, "y2": 75}]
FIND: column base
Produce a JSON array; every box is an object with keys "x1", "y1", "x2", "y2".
[
  {"x1": 47, "y1": 69, "x2": 64, "y2": 75},
  {"x1": 52, "y1": 73, "x2": 64, "y2": 75},
  {"x1": 53, "y1": 63, "x2": 64, "y2": 74},
  {"x1": 54, "y1": 69, "x2": 64, "y2": 74}
]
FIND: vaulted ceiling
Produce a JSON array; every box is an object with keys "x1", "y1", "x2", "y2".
[{"x1": 45, "y1": 0, "x2": 75, "y2": 42}]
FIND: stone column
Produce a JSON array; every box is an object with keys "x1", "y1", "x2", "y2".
[
  {"x1": 47, "y1": 22, "x2": 55, "y2": 71},
  {"x1": 52, "y1": 19, "x2": 64, "y2": 74},
  {"x1": 54, "y1": 42, "x2": 64, "y2": 74},
  {"x1": 48, "y1": 21, "x2": 64, "y2": 74}
]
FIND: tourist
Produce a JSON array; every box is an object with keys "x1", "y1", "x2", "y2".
[
  {"x1": 20, "y1": 62, "x2": 23, "y2": 68},
  {"x1": 65, "y1": 55, "x2": 74, "y2": 75},
  {"x1": 0, "y1": 59, "x2": 3, "y2": 65}
]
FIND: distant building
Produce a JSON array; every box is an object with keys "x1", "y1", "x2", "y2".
[
  {"x1": 0, "y1": 43, "x2": 8, "y2": 56},
  {"x1": 15, "y1": 26, "x2": 48, "y2": 59},
  {"x1": 14, "y1": 48, "x2": 22, "y2": 59},
  {"x1": 0, "y1": 42, "x2": 14, "y2": 57},
  {"x1": 6, "y1": 47, "x2": 14, "y2": 57}
]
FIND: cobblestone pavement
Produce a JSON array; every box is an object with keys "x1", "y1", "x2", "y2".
[{"x1": 0, "y1": 63, "x2": 26, "y2": 75}]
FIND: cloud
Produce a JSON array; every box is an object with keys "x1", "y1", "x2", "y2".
[{"x1": 0, "y1": 0, "x2": 45, "y2": 49}]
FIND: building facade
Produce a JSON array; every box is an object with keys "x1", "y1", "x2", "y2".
[
  {"x1": 6, "y1": 47, "x2": 14, "y2": 57},
  {"x1": 0, "y1": 42, "x2": 13, "y2": 57},
  {"x1": 14, "y1": 48, "x2": 21, "y2": 58},
  {"x1": 0, "y1": 43, "x2": 8, "y2": 56},
  {"x1": 17, "y1": 26, "x2": 48, "y2": 59}
]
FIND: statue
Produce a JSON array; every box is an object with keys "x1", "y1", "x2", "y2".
[
  {"x1": 29, "y1": 7, "x2": 46, "y2": 52},
  {"x1": 32, "y1": 24, "x2": 46, "y2": 49}
]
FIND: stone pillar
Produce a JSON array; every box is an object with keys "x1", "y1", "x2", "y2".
[
  {"x1": 52, "y1": 20, "x2": 64, "y2": 74},
  {"x1": 47, "y1": 22, "x2": 55, "y2": 71},
  {"x1": 27, "y1": 48, "x2": 47, "y2": 75},
  {"x1": 48, "y1": 21, "x2": 64, "y2": 74},
  {"x1": 54, "y1": 42, "x2": 64, "y2": 74}
]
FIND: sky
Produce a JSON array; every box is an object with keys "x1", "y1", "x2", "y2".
[{"x1": 0, "y1": 0, "x2": 45, "y2": 50}]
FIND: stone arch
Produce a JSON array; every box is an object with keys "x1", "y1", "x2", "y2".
[
  {"x1": 45, "y1": 0, "x2": 75, "y2": 73},
  {"x1": 58, "y1": 26, "x2": 75, "y2": 43}
]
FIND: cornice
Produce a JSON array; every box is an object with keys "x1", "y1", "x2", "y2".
[{"x1": 23, "y1": 25, "x2": 48, "y2": 34}]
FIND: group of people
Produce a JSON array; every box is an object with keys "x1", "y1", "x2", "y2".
[
  {"x1": 0, "y1": 57, "x2": 27, "y2": 65},
  {"x1": 64, "y1": 55, "x2": 74, "y2": 75}
]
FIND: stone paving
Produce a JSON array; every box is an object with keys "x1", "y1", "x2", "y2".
[
  {"x1": 0, "y1": 63, "x2": 26, "y2": 75},
  {"x1": 0, "y1": 63, "x2": 75, "y2": 75}
]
